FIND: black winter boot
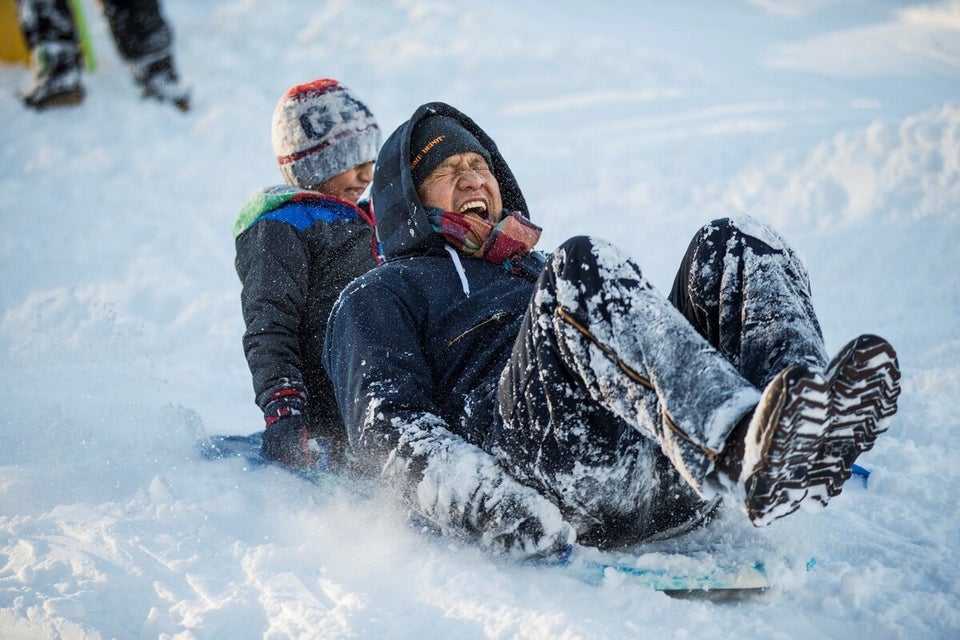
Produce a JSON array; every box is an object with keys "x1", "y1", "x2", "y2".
[
  {"x1": 22, "y1": 42, "x2": 84, "y2": 110},
  {"x1": 736, "y1": 334, "x2": 901, "y2": 526},
  {"x1": 133, "y1": 54, "x2": 190, "y2": 112},
  {"x1": 711, "y1": 411, "x2": 752, "y2": 492}
]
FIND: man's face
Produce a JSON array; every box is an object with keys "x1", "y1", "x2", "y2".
[
  {"x1": 309, "y1": 162, "x2": 374, "y2": 204},
  {"x1": 417, "y1": 152, "x2": 503, "y2": 224}
]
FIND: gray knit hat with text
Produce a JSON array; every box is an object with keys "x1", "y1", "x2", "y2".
[{"x1": 271, "y1": 79, "x2": 380, "y2": 188}]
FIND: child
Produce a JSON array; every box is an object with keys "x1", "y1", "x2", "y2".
[{"x1": 233, "y1": 79, "x2": 381, "y2": 469}]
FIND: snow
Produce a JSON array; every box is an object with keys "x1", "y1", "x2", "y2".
[{"x1": 1, "y1": 0, "x2": 958, "y2": 637}]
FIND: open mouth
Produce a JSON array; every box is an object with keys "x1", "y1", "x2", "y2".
[{"x1": 459, "y1": 200, "x2": 489, "y2": 220}]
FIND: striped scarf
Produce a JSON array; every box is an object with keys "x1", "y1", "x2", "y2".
[{"x1": 431, "y1": 210, "x2": 542, "y2": 274}]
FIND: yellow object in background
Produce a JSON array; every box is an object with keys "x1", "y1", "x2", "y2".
[
  {"x1": 0, "y1": 0, "x2": 31, "y2": 65},
  {"x1": 0, "y1": 0, "x2": 95, "y2": 69}
]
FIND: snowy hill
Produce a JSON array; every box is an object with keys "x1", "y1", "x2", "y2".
[{"x1": 1, "y1": 1, "x2": 958, "y2": 638}]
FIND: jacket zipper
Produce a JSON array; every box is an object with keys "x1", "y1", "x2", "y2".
[{"x1": 444, "y1": 312, "x2": 512, "y2": 353}]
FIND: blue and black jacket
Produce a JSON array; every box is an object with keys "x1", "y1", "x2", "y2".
[{"x1": 235, "y1": 186, "x2": 378, "y2": 448}]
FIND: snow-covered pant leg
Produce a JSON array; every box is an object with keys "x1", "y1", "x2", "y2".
[
  {"x1": 99, "y1": 0, "x2": 173, "y2": 62},
  {"x1": 492, "y1": 236, "x2": 761, "y2": 546},
  {"x1": 15, "y1": 0, "x2": 77, "y2": 49},
  {"x1": 668, "y1": 216, "x2": 828, "y2": 388}
]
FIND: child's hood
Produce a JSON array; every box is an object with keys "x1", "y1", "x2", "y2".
[{"x1": 233, "y1": 185, "x2": 363, "y2": 239}]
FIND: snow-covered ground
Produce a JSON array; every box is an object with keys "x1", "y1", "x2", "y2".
[{"x1": 1, "y1": 1, "x2": 958, "y2": 638}]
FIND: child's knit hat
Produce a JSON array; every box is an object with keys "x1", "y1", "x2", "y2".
[{"x1": 271, "y1": 79, "x2": 380, "y2": 188}]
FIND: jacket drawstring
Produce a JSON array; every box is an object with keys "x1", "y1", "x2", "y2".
[{"x1": 446, "y1": 245, "x2": 470, "y2": 296}]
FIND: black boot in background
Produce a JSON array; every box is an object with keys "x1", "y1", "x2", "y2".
[
  {"x1": 133, "y1": 54, "x2": 190, "y2": 112},
  {"x1": 22, "y1": 42, "x2": 84, "y2": 110}
]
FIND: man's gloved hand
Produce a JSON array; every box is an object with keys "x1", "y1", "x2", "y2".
[
  {"x1": 261, "y1": 390, "x2": 315, "y2": 468},
  {"x1": 484, "y1": 488, "x2": 577, "y2": 561}
]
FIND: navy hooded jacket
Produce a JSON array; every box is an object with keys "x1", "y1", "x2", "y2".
[{"x1": 323, "y1": 103, "x2": 574, "y2": 558}]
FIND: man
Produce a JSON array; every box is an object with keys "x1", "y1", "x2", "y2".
[{"x1": 323, "y1": 102, "x2": 901, "y2": 559}]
